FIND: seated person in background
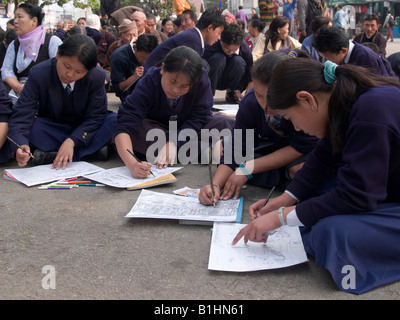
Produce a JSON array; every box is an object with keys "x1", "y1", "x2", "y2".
[
  {"x1": 199, "y1": 51, "x2": 318, "y2": 206},
  {"x1": 353, "y1": 14, "x2": 386, "y2": 57},
  {"x1": 53, "y1": 20, "x2": 75, "y2": 41},
  {"x1": 180, "y1": 9, "x2": 197, "y2": 31},
  {"x1": 102, "y1": 19, "x2": 138, "y2": 76},
  {"x1": 85, "y1": 14, "x2": 116, "y2": 67},
  {"x1": 301, "y1": 16, "x2": 331, "y2": 62},
  {"x1": 114, "y1": 46, "x2": 233, "y2": 178},
  {"x1": 146, "y1": 13, "x2": 167, "y2": 42},
  {"x1": 314, "y1": 27, "x2": 396, "y2": 77},
  {"x1": 203, "y1": 23, "x2": 253, "y2": 103},
  {"x1": 144, "y1": 8, "x2": 226, "y2": 72},
  {"x1": 1, "y1": 3, "x2": 62, "y2": 100},
  {"x1": 110, "y1": 34, "x2": 158, "y2": 103},
  {"x1": 0, "y1": 81, "x2": 13, "y2": 163},
  {"x1": 130, "y1": 11, "x2": 163, "y2": 45},
  {"x1": 173, "y1": 17, "x2": 182, "y2": 35},
  {"x1": 7, "y1": 34, "x2": 117, "y2": 169}
]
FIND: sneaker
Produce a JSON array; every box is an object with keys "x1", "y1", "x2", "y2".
[{"x1": 33, "y1": 149, "x2": 57, "y2": 165}]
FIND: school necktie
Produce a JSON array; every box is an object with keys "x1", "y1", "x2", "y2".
[{"x1": 65, "y1": 83, "x2": 72, "y2": 95}]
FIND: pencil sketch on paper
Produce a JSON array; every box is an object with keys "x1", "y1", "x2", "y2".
[
  {"x1": 84, "y1": 166, "x2": 182, "y2": 188},
  {"x1": 208, "y1": 223, "x2": 308, "y2": 272},
  {"x1": 125, "y1": 189, "x2": 241, "y2": 222}
]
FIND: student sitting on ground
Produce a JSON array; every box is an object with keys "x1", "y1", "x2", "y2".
[
  {"x1": 7, "y1": 34, "x2": 117, "y2": 169},
  {"x1": 114, "y1": 46, "x2": 234, "y2": 179},
  {"x1": 143, "y1": 8, "x2": 226, "y2": 73},
  {"x1": 233, "y1": 58, "x2": 400, "y2": 294},
  {"x1": 199, "y1": 50, "x2": 318, "y2": 206},
  {"x1": 314, "y1": 26, "x2": 396, "y2": 77},
  {"x1": 202, "y1": 23, "x2": 253, "y2": 104}
]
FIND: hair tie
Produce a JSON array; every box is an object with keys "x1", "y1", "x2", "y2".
[
  {"x1": 324, "y1": 61, "x2": 338, "y2": 84},
  {"x1": 287, "y1": 50, "x2": 298, "y2": 58}
]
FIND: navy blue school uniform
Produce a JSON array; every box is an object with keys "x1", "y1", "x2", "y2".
[
  {"x1": 286, "y1": 85, "x2": 400, "y2": 294},
  {"x1": 7, "y1": 58, "x2": 117, "y2": 160},
  {"x1": 202, "y1": 40, "x2": 253, "y2": 95},
  {"x1": 220, "y1": 88, "x2": 318, "y2": 187},
  {"x1": 348, "y1": 41, "x2": 396, "y2": 77},
  {"x1": 143, "y1": 28, "x2": 203, "y2": 72},
  {"x1": 115, "y1": 66, "x2": 233, "y2": 159},
  {"x1": 0, "y1": 81, "x2": 13, "y2": 163},
  {"x1": 110, "y1": 43, "x2": 142, "y2": 103}
]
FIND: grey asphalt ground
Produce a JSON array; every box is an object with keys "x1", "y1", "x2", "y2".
[{"x1": 0, "y1": 40, "x2": 399, "y2": 302}]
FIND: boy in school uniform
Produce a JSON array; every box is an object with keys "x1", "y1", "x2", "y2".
[
  {"x1": 143, "y1": 8, "x2": 226, "y2": 72},
  {"x1": 314, "y1": 27, "x2": 396, "y2": 77},
  {"x1": 202, "y1": 23, "x2": 253, "y2": 103}
]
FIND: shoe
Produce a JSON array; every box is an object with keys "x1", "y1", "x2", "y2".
[
  {"x1": 225, "y1": 90, "x2": 238, "y2": 104},
  {"x1": 95, "y1": 144, "x2": 109, "y2": 161},
  {"x1": 33, "y1": 149, "x2": 57, "y2": 165}
]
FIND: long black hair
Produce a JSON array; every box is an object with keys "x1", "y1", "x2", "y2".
[{"x1": 267, "y1": 58, "x2": 400, "y2": 153}]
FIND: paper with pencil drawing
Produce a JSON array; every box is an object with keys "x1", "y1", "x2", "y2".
[
  {"x1": 4, "y1": 161, "x2": 103, "y2": 187},
  {"x1": 208, "y1": 223, "x2": 308, "y2": 272},
  {"x1": 125, "y1": 189, "x2": 242, "y2": 222},
  {"x1": 84, "y1": 165, "x2": 182, "y2": 189}
]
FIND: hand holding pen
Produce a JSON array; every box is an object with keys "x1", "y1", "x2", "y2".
[
  {"x1": 5, "y1": 135, "x2": 34, "y2": 167},
  {"x1": 127, "y1": 149, "x2": 155, "y2": 178}
]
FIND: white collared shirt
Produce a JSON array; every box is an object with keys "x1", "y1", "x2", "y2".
[
  {"x1": 194, "y1": 27, "x2": 205, "y2": 52},
  {"x1": 62, "y1": 82, "x2": 75, "y2": 91},
  {"x1": 344, "y1": 40, "x2": 355, "y2": 64}
]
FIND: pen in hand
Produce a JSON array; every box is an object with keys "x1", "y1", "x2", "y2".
[
  {"x1": 4, "y1": 134, "x2": 34, "y2": 158},
  {"x1": 126, "y1": 149, "x2": 155, "y2": 177},
  {"x1": 262, "y1": 185, "x2": 276, "y2": 208}
]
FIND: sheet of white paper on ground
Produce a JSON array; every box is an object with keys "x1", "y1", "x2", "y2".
[
  {"x1": 84, "y1": 166, "x2": 182, "y2": 188},
  {"x1": 212, "y1": 104, "x2": 239, "y2": 111},
  {"x1": 125, "y1": 189, "x2": 242, "y2": 222},
  {"x1": 208, "y1": 223, "x2": 308, "y2": 272},
  {"x1": 4, "y1": 161, "x2": 104, "y2": 187}
]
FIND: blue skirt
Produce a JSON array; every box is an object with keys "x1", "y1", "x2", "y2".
[
  {"x1": 29, "y1": 113, "x2": 117, "y2": 161},
  {"x1": 301, "y1": 202, "x2": 400, "y2": 294}
]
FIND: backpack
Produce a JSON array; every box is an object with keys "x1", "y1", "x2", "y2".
[{"x1": 388, "y1": 16, "x2": 395, "y2": 28}]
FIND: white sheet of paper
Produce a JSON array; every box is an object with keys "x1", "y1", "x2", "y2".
[
  {"x1": 208, "y1": 223, "x2": 308, "y2": 272},
  {"x1": 4, "y1": 161, "x2": 104, "y2": 187},
  {"x1": 212, "y1": 104, "x2": 239, "y2": 111},
  {"x1": 125, "y1": 189, "x2": 241, "y2": 222},
  {"x1": 84, "y1": 166, "x2": 182, "y2": 188}
]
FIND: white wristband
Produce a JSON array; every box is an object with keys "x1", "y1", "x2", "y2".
[{"x1": 278, "y1": 206, "x2": 287, "y2": 225}]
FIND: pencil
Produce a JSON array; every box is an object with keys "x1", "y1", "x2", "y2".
[
  {"x1": 126, "y1": 149, "x2": 155, "y2": 177},
  {"x1": 4, "y1": 134, "x2": 34, "y2": 158},
  {"x1": 262, "y1": 186, "x2": 276, "y2": 207},
  {"x1": 209, "y1": 148, "x2": 216, "y2": 206}
]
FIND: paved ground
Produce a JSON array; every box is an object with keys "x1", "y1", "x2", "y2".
[{"x1": 0, "y1": 40, "x2": 399, "y2": 302}]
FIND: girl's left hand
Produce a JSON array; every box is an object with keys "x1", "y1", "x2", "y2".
[
  {"x1": 155, "y1": 141, "x2": 177, "y2": 168},
  {"x1": 52, "y1": 138, "x2": 74, "y2": 170},
  {"x1": 232, "y1": 210, "x2": 282, "y2": 245}
]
